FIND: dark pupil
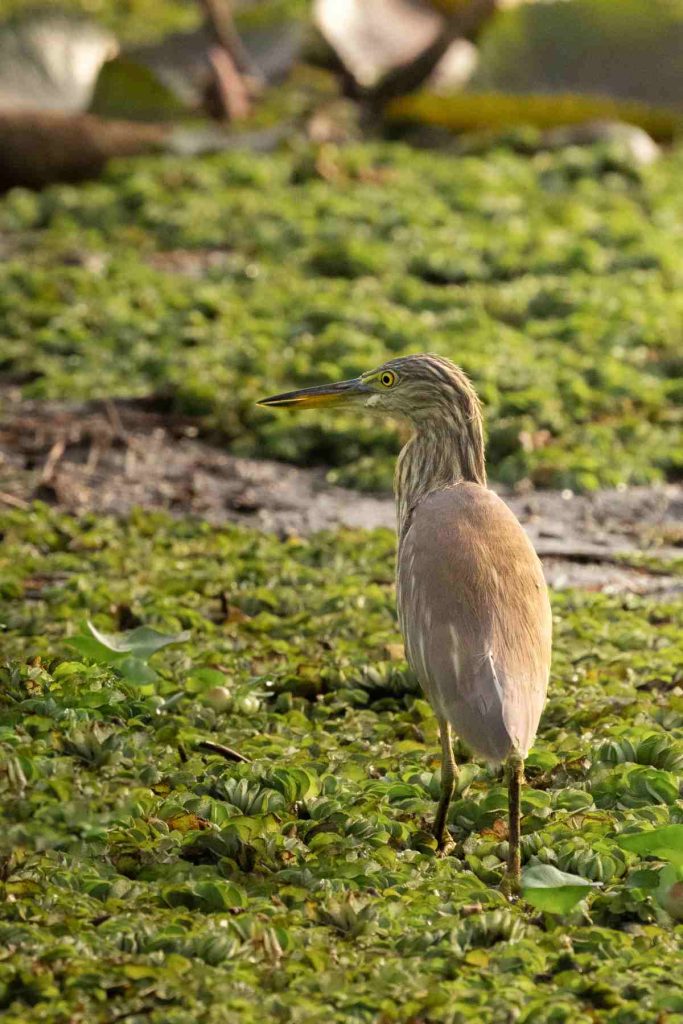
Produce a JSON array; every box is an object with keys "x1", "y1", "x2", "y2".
[{"x1": 382, "y1": 374, "x2": 391, "y2": 385}]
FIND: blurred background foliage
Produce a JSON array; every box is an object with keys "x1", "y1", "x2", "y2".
[
  {"x1": 0, "y1": 0, "x2": 682, "y2": 494},
  {"x1": 472, "y1": 0, "x2": 683, "y2": 108},
  {"x1": 0, "y1": 0, "x2": 206, "y2": 42},
  {"x1": 2, "y1": 140, "x2": 682, "y2": 491}
]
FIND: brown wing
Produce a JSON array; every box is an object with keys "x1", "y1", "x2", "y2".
[{"x1": 397, "y1": 483, "x2": 551, "y2": 762}]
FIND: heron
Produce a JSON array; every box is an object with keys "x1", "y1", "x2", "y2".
[{"x1": 258, "y1": 354, "x2": 551, "y2": 890}]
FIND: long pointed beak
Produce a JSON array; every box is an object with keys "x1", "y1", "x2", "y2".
[{"x1": 257, "y1": 377, "x2": 368, "y2": 409}]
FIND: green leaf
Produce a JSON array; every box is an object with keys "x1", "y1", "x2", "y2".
[
  {"x1": 626, "y1": 868, "x2": 661, "y2": 891},
  {"x1": 122, "y1": 963, "x2": 158, "y2": 980},
  {"x1": 89, "y1": 55, "x2": 186, "y2": 121},
  {"x1": 195, "y1": 880, "x2": 247, "y2": 912},
  {"x1": 522, "y1": 862, "x2": 600, "y2": 913},
  {"x1": 656, "y1": 864, "x2": 683, "y2": 920},
  {"x1": 525, "y1": 750, "x2": 560, "y2": 774},
  {"x1": 68, "y1": 633, "x2": 121, "y2": 664},
  {"x1": 263, "y1": 767, "x2": 319, "y2": 802},
  {"x1": 187, "y1": 668, "x2": 231, "y2": 693},
  {"x1": 86, "y1": 622, "x2": 190, "y2": 659},
  {"x1": 116, "y1": 656, "x2": 159, "y2": 685},
  {"x1": 616, "y1": 825, "x2": 683, "y2": 867},
  {"x1": 68, "y1": 622, "x2": 189, "y2": 684}
]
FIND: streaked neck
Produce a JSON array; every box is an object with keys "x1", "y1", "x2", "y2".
[{"x1": 395, "y1": 413, "x2": 486, "y2": 536}]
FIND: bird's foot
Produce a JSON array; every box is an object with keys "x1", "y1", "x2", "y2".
[{"x1": 435, "y1": 832, "x2": 456, "y2": 857}]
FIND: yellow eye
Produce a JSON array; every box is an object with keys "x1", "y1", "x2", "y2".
[{"x1": 379, "y1": 371, "x2": 397, "y2": 388}]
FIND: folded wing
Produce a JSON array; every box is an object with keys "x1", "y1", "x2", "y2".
[{"x1": 397, "y1": 483, "x2": 552, "y2": 763}]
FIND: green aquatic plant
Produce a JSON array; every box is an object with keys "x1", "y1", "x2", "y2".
[
  {"x1": 1, "y1": 140, "x2": 682, "y2": 491},
  {"x1": 0, "y1": 504, "x2": 681, "y2": 1021}
]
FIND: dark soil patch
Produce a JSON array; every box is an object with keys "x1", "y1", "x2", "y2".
[{"x1": 1, "y1": 390, "x2": 680, "y2": 596}]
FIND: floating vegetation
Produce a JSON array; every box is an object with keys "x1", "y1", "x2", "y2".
[
  {"x1": 1, "y1": 141, "x2": 682, "y2": 491},
  {"x1": 0, "y1": 504, "x2": 682, "y2": 1021}
]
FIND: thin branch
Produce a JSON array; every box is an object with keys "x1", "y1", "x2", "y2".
[
  {"x1": 199, "y1": 0, "x2": 260, "y2": 80},
  {"x1": 0, "y1": 491, "x2": 30, "y2": 510},
  {"x1": 197, "y1": 739, "x2": 250, "y2": 763},
  {"x1": 103, "y1": 399, "x2": 129, "y2": 445},
  {"x1": 208, "y1": 45, "x2": 252, "y2": 121},
  {"x1": 40, "y1": 437, "x2": 66, "y2": 483}
]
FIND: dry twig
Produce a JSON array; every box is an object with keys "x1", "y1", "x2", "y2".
[
  {"x1": 197, "y1": 739, "x2": 250, "y2": 763},
  {"x1": 40, "y1": 437, "x2": 66, "y2": 483}
]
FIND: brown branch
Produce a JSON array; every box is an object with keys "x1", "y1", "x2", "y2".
[
  {"x1": 199, "y1": 0, "x2": 259, "y2": 80},
  {"x1": 207, "y1": 45, "x2": 252, "y2": 121}
]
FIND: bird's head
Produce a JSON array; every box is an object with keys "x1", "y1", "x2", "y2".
[{"x1": 257, "y1": 353, "x2": 481, "y2": 427}]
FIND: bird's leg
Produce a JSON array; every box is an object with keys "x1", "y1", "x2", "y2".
[
  {"x1": 503, "y1": 751, "x2": 525, "y2": 895},
  {"x1": 433, "y1": 718, "x2": 457, "y2": 854}
]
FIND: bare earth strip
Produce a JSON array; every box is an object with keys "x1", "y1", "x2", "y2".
[{"x1": 1, "y1": 392, "x2": 681, "y2": 597}]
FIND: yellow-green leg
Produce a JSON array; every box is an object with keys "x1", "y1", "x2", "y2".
[
  {"x1": 433, "y1": 718, "x2": 458, "y2": 854},
  {"x1": 503, "y1": 752, "x2": 524, "y2": 895}
]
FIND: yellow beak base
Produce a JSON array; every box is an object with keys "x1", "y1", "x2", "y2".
[{"x1": 257, "y1": 377, "x2": 367, "y2": 409}]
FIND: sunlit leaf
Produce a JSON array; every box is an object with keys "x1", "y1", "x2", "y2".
[{"x1": 522, "y1": 862, "x2": 600, "y2": 913}]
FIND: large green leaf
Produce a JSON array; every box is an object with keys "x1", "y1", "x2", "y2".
[
  {"x1": 617, "y1": 825, "x2": 683, "y2": 867},
  {"x1": 68, "y1": 621, "x2": 189, "y2": 685},
  {"x1": 522, "y1": 862, "x2": 600, "y2": 913}
]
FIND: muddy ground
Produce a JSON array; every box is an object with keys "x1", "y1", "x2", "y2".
[{"x1": 1, "y1": 389, "x2": 681, "y2": 597}]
